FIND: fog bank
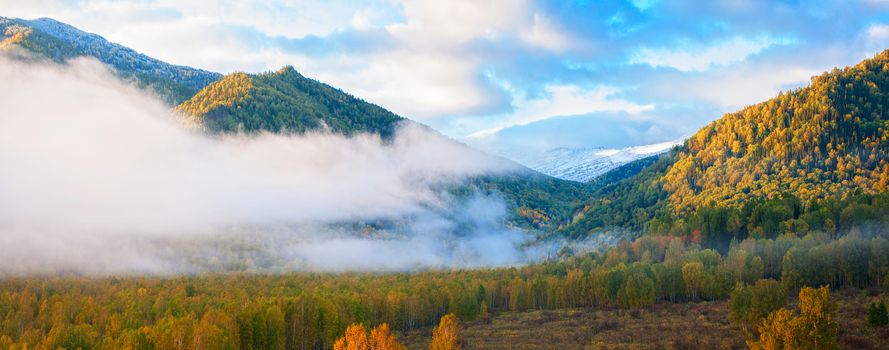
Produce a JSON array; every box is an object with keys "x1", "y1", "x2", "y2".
[{"x1": 0, "y1": 56, "x2": 537, "y2": 274}]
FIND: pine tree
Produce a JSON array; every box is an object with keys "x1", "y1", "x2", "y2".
[{"x1": 867, "y1": 300, "x2": 889, "y2": 327}]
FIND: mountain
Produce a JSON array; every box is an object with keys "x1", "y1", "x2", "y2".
[
  {"x1": 0, "y1": 16, "x2": 594, "y2": 231},
  {"x1": 562, "y1": 50, "x2": 889, "y2": 242},
  {"x1": 0, "y1": 17, "x2": 221, "y2": 105},
  {"x1": 179, "y1": 69, "x2": 680, "y2": 179},
  {"x1": 523, "y1": 141, "x2": 679, "y2": 182},
  {"x1": 174, "y1": 67, "x2": 595, "y2": 228},
  {"x1": 176, "y1": 67, "x2": 402, "y2": 136}
]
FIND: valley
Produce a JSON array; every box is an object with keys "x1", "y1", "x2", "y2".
[{"x1": 2, "y1": 5, "x2": 889, "y2": 350}]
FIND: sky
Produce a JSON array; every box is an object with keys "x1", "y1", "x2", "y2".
[{"x1": 3, "y1": 0, "x2": 889, "y2": 158}]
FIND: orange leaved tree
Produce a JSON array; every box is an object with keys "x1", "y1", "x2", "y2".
[
  {"x1": 369, "y1": 323, "x2": 405, "y2": 350},
  {"x1": 334, "y1": 323, "x2": 405, "y2": 350}
]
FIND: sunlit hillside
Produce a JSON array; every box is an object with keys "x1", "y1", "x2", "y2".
[{"x1": 565, "y1": 50, "x2": 889, "y2": 246}]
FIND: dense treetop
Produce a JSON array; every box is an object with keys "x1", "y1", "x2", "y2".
[
  {"x1": 176, "y1": 66, "x2": 403, "y2": 137},
  {"x1": 665, "y1": 50, "x2": 889, "y2": 213}
]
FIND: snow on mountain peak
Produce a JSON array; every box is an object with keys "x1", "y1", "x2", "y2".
[{"x1": 522, "y1": 140, "x2": 681, "y2": 182}]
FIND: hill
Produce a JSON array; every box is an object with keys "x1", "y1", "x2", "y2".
[
  {"x1": 564, "y1": 50, "x2": 889, "y2": 243},
  {"x1": 176, "y1": 67, "x2": 402, "y2": 136},
  {"x1": 0, "y1": 16, "x2": 220, "y2": 105}
]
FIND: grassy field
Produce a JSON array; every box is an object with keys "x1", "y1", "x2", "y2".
[{"x1": 402, "y1": 288, "x2": 889, "y2": 350}]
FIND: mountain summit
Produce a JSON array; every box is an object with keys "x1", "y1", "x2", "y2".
[{"x1": 176, "y1": 66, "x2": 402, "y2": 136}]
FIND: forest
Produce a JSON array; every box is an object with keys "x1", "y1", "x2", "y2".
[
  {"x1": 1, "y1": 231, "x2": 887, "y2": 349},
  {"x1": 176, "y1": 66, "x2": 403, "y2": 137},
  {"x1": 564, "y1": 50, "x2": 889, "y2": 240}
]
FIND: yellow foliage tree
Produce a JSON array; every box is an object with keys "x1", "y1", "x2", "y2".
[
  {"x1": 429, "y1": 314, "x2": 461, "y2": 350},
  {"x1": 682, "y1": 262, "x2": 705, "y2": 300},
  {"x1": 747, "y1": 286, "x2": 839, "y2": 350},
  {"x1": 369, "y1": 323, "x2": 405, "y2": 350},
  {"x1": 335, "y1": 323, "x2": 405, "y2": 350},
  {"x1": 334, "y1": 324, "x2": 368, "y2": 350}
]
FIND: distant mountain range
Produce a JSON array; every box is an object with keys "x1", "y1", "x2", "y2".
[{"x1": 520, "y1": 141, "x2": 680, "y2": 182}]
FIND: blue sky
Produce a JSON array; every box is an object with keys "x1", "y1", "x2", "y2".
[{"x1": 3, "y1": 0, "x2": 889, "y2": 158}]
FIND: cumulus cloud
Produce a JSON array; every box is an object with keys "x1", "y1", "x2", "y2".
[
  {"x1": 0, "y1": 0, "x2": 581, "y2": 119},
  {"x1": 315, "y1": 0, "x2": 579, "y2": 118},
  {"x1": 0, "y1": 55, "x2": 536, "y2": 275},
  {"x1": 630, "y1": 35, "x2": 796, "y2": 72}
]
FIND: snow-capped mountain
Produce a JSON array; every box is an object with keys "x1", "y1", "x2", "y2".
[{"x1": 523, "y1": 141, "x2": 681, "y2": 182}]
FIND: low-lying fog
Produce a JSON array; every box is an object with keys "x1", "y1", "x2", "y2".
[{"x1": 0, "y1": 55, "x2": 586, "y2": 275}]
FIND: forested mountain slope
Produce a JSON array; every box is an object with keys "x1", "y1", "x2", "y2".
[
  {"x1": 177, "y1": 67, "x2": 403, "y2": 136},
  {"x1": 564, "y1": 50, "x2": 889, "y2": 242},
  {"x1": 665, "y1": 52, "x2": 889, "y2": 212},
  {"x1": 0, "y1": 17, "x2": 221, "y2": 105}
]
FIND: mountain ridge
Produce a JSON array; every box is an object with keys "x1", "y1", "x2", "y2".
[
  {"x1": 522, "y1": 140, "x2": 680, "y2": 182},
  {"x1": 176, "y1": 66, "x2": 403, "y2": 137},
  {"x1": 0, "y1": 16, "x2": 221, "y2": 105}
]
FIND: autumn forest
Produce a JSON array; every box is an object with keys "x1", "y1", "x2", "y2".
[{"x1": 4, "y1": 6, "x2": 889, "y2": 350}]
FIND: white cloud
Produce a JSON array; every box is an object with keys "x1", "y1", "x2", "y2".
[
  {"x1": 868, "y1": 24, "x2": 889, "y2": 41},
  {"x1": 520, "y1": 12, "x2": 576, "y2": 52},
  {"x1": 386, "y1": 0, "x2": 530, "y2": 48},
  {"x1": 110, "y1": 0, "x2": 363, "y2": 38},
  {"x1": 631, "y1": 35, "x2": 796, "y2": 72},
  {"x1": 681, "y1": 66, "x2": 816, "y2": 108},
  {"x1": 311, "y1": 50, "x2": 501, "y2": 119},
  {"x1": 467, "y1": 84, "x2": 654, "y2": 139},
  {"x1": 0, "y1": 0, "x2": 582, "y2": 120},
  {"x1": 865, "y1": 23, "x2": 889, "y2": 53},
  {"x1": 351, "y1": 7, "x2": 385, "y2": 31}
]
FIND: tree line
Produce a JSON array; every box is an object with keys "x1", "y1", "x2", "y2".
[{"x1": 0, "y1": 231, "x2": 886, "y2": 349}]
